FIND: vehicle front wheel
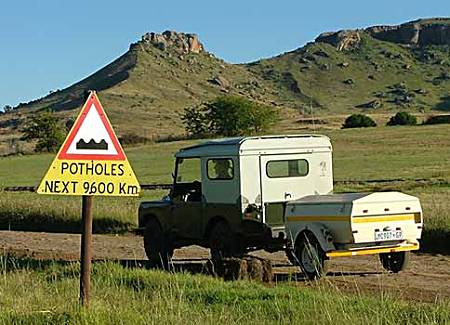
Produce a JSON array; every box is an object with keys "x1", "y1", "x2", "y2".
[
  {"x1": 143, "y1": 218, "x2": 173, "y2": 269},
  {"x1": 294, "y1": 232, "x2": 328, "y2": 280},
  {"x1": 379, "y1": 251, "x2": 410, "y2": 273}
]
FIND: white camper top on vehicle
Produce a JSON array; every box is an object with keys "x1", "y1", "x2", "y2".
[
  {"x1": 176, "y1": 134, "x2": 332, "y2": 158},
  {"x1": 173, "y1": 135, "x2": 334, "y2": 224}
]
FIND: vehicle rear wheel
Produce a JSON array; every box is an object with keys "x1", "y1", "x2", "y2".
[
  {"x1": 295, "y1": 232, "x2": 328, "y2": 280},
  {"x1": 208, "y1": 220, "x2": 241, "y2": 274},
  {"x1": 379, "y1": 251, "x2": 410, "y2": 273},
  {"x1": 143, "y1": 218, "x2": 173, "y2": 269}
]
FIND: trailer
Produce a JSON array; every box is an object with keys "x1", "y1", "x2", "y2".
[{"x1": 285, "y1": 192, "x2": 422, "y2": 278}]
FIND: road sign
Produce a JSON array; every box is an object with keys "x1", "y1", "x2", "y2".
[
  {"x1": 37, "y1": 91, "x2": 140, "y2": 196},
  {"x1": 37, "y1": 90, "x2": 142, "y2": 307}
]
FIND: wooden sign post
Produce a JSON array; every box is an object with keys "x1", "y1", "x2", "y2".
[{"x1": 80, "y1": 195, "x2": 93, "y2": 306}]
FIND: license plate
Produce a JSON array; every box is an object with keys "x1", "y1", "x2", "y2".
[{"x1": 374, "y1": 230, "x2": 402, "y2": 241}]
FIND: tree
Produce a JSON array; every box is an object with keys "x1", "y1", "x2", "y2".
[
  {"x1": 21, "y1": 111, "x2": 65, "y2": 152},
  {"x1": 181, "y1": 105, "x2": 209, "y2": 136},
  {"x1": 342, "y1": 114, "x2": 377, "y2": 129},
  {"x1": 387, "y1": 112, "x2": 417, "y2": 126},
  {"x1": 182, "y1": 96, "x2": 278, "y2": 137}
]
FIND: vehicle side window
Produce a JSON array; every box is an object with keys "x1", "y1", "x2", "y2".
[
  {"x1": 207, "y1": 158, "x2": 234, "y2": 180},
  {"x1": 266, "y1": 159, "x2": 309, "y2": 178}
]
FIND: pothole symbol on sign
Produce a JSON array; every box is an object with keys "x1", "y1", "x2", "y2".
[{"x1": 76, "y1": 139, "x2": 109, "y2": 150}]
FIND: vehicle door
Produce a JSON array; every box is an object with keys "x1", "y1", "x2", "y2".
[
  {"x1": 170, "y1": 157, "x2": 204, "y2": 240},
  {"x1": 201, "y1": 157, "x2": 241, "y2": 231}
]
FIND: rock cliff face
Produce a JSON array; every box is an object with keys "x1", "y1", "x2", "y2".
[
  {"x1": 367, "y1": 18, "x2": 450, "y2": 46},
  {"x1": 315, "y1": 30, "x2": 361, "y2": 51},
  {"x1": 140, "y1": 30, "x2": 204, "y2": 53},
  {"x1": 316, "y1": 18, "x2": 450, "y2": 48}
]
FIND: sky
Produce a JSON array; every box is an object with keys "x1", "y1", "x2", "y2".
[{"x1": 1, "y1": 0, "x2": 449, "y2": 110}]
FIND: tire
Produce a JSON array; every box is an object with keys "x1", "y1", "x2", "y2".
[
  {"x1": 143, "y1": 218, "x2": 173, "y2": 269},
  {"x1": 208, "y1": 220, "x2": 242, "y2": 274},
  {"x1": 294, "y1": 232, "x2": 328, "y2": 280},
  {"x1": 379, "y1": 251, "x2": 410, "y2": 273}
]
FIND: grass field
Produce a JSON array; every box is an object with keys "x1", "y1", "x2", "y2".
[
  {"x1": 1, "y1": 124, "x2": 450, "y2": 324},
  {"x1": 1, "y1": 124, "x2": 450, "y2": 249},
  {"x1": 0, "y1": 256, "x2": 449, "y2": 325},
  {"x1": 0, "y1": 125, "x2": 450, "y2": 252},
  {"x1": 2, "y1": 124, "x2": 450, "y2": 186}
]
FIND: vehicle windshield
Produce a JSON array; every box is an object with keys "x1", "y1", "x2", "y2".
[
  {"x1": 176, "y1": 158, "x2": 201, "y2": 183},
  {"x1": 171, "y1": 157, "x2": 202, "y2": 202}
]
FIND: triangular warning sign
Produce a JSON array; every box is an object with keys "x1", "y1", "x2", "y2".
[
  {"x1": 59, "y1": 92, "x2": 125, "y2": 161},
  {"x1": 37, "y1": 91, "x2": 141, "y2": 196}
]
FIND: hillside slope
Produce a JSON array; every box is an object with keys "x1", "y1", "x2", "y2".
[
  {"x1": 1, "y1": 18, "x2": 449, "y2": 145},
  {"x1": 3, "y1": 31, "x2": 281, "y2": 138},
  {"x1": 248, "y1": 18, "x2": 450, "y2": 114}
]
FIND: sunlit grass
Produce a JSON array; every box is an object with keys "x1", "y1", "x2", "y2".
[
  {"x1": 1, "y1": 124, "x2": 450, "y2": 248},
  {"x1": 2, "y1": 124, "x2": 450, "y2": 186},
  {"x1": 0, "y1": 257, "x2": 448, "y2": 324},
  {"x1": 0, "y1": 190, "x2": 167, "y2": 233}
]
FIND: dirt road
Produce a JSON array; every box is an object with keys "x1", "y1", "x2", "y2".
[{"x1": 1, "y1": 230, "x2": 449, "y2": 303}]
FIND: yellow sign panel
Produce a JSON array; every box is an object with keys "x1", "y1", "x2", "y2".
[{"x1": 37, "y1": 91, "x2": 141, "y2": 196}]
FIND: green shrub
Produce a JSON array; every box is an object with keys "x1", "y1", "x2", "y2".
[
  {"x1": 423, "y1": 115, "x2": 450, "y2": 125},
  {"x1": 21, "y1": 111, "x2": 65, "y2": 152},
  {"x1": 182, "y1": 96, "x2": 278, "y2": 136},
  {"x1": 387, "y1": 111, "x2": 417, "y2": 126},
  {"x1": 342, "y1": 114, "x2": 377, "y2": 128},
  {"x1": 119, "y1": 133, "x2": 149, "y2": 146},
  {"x1": 181, "y1": 105, "x2": 209, "y2": 136}
]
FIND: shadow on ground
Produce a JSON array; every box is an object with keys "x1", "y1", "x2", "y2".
[
  {"x1": 0, "y1": 214, "x2": 134, "y2": 234},
  {"x1": 0, "y1": 255, "x2": 388, "y2": 284},
  {"x1": 420, "y1": 228, "x2": 450, "y2": 255}
]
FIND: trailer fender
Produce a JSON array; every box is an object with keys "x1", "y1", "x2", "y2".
[{"x1": 292, "y1": 223, "x2": 336, "y2": 253}]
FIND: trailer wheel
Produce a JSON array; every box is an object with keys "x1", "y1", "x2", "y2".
[
  {"x1": 295, "y1": 232, "x2": 328, "y2": 280},
  {"x1": 208, "y1": 220, "x2": 241, "y2": 274},
  {"x1": 379, "y1": 251, "x2": 410, "y2": 273},
  {"x1": 143, "y1": 218, "x2": 173, "y2": 269}
]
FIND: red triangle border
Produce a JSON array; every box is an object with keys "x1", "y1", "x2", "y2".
[{"x1": 58, "y1": 92, "x2": 126, "y2": 161}]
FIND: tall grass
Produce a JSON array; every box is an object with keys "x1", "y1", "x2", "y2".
[
  {"x1": 1, "y1": 125, "x2": 450, "y2": 250},
  {"x1": 0, "y1": 191, "x2": 166, "y2": 233},
  {"x1": 411, "y1": 187, "x2": 450, "y2": 254},
  {"x1": 1, "y1": 186, "x2": 449, "y2": 254},
  {"x1": 0, "y1": 257, "x2": 448, "y2": 324}
]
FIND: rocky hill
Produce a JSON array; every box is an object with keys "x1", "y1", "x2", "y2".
[
  {"x1": 1, "y1": 18, "x2": 449, "y2": 143},
  {"x1": 367, "y1": 18, "x2": 450, "y2": 46},
  {"x1": 1, "y1": 31, "x2": 280, "y2": 140},
  {"x1": 248, "y1": 17, "x2": 450, "y2": 114}
]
